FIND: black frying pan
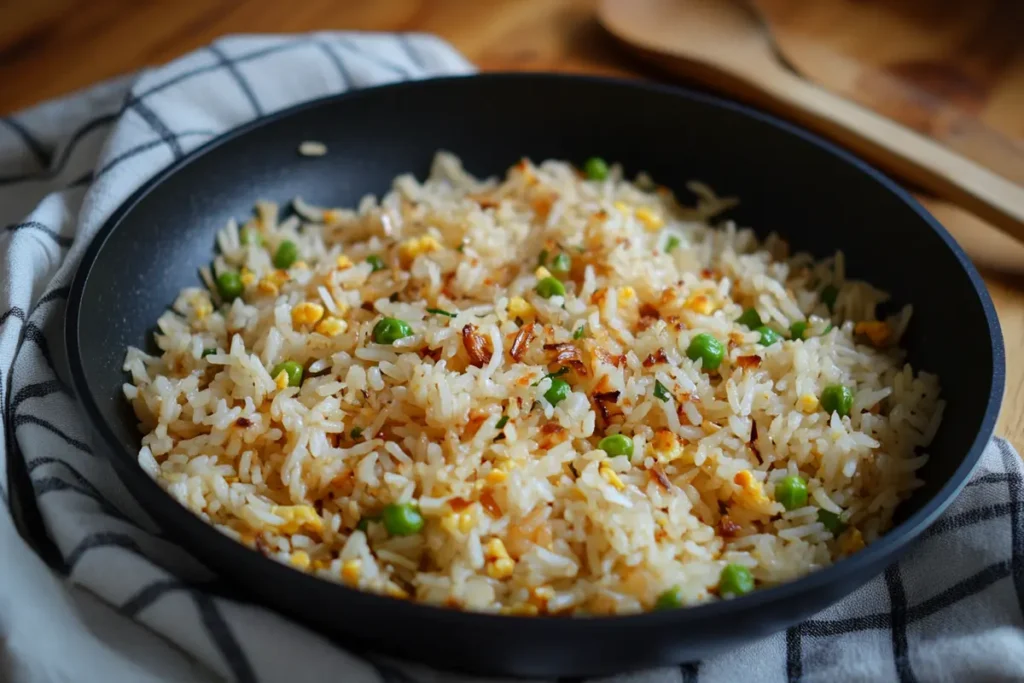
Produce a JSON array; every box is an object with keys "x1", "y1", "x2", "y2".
[{"x1": 66, "y1": 74, "x2": 1004, "y2": 678}]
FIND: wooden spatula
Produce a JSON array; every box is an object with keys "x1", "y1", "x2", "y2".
[{"x1": 598, "y1": 0, "x2": 1024, "y2": 242}]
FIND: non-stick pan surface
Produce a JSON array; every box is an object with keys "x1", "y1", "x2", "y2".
[{"x1": 67, "y1": 74, "x2": 1004, "y2": 677}]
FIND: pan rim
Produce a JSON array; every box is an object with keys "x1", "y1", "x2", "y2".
[{"x1": 66, "y1": 71, "x2": 1005, "y2": 633}]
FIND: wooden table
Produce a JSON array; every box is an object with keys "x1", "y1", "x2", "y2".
[{"x1": 3, "y1": 0, "x2": 1022, "y2": 448}]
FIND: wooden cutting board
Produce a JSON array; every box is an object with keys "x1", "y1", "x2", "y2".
[{"x1": 751, "y1": 0, "x2": 1024, "y2": 186}]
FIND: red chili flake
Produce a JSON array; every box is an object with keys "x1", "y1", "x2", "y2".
[
  {"x1": 235, "y1": 417, "x2": 252, "y2": 427},
  {"x1": 643, "y1": 349, "x2": 669, "y2": 367},
  {"x1": 448, "y1": 497, "x2": 472, "y2": 512},
  {"x1": 649, "y1": 465, "x2": 672, "y2": 491},
  {"x1": 736, "y1": 355, "x2": 762, "y2": 369},
  {"x1": 462, "y1": 324, "x2": 493, "y2": 367},
  {"x1": 479, "y1": 490, "x2": 502, "y2": 518},
  {"x1": 509, "y1": 323, "x2": 536, "y2": 362},
  {"x1": 718, "y1": 516, "x2": 742, "y2": 538}
]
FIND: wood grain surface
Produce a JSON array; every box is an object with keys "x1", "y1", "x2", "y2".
[{"x1": 1, "y1": 0, "x2": 1021, "y2": 450}]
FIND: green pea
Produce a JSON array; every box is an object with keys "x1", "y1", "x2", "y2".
[
  {"x1": 366, "y1": 254, "x2": 386, "y2": 272},
  {"x1": 598, "y1": 433, "x2": 634, "y2": 459},
  {"x1": 755, "y1": 325, "x2": 780, "y2": 346},
  {"x1": 775, "y1": 475, "x2": 808, "y2": 510},
  {"x1": 583, "y1": 157, "x2": 609, "y2": 180},
  {"x1": 273, "y1": 240, "x2": 299, "y2": 269},
  {"x1": 718, "y1": 564, "x2": 755, "y2": 598},
  {"x1": 544, "y1": 378, "x2": 571, "y2": 406},
  {"x1": 820, "y1": 384, "x2": 854, "y2": 417},
  {"x1": 818, "y1": 509, "x2": 846, "y2": 535},
  {"x1": 382, "y1": 502, "x2": 424, "y2": 536},
  {"x1": 536, "y1": 276, "x2": 566, "y2": 299},
  {"x1": 270, "y1": 360, "x2": 303, "y2": 387},
  {"x1": 686, "y1": 333, "x2": 725, "y2": 371},
  {"x1": 665, "y1": 235, "x2": 681, "y2": 253},
  {"x1": 790, "y1": 321, "x2": 808, "y2": 340},
  {"x1": 551, "y1": 253, "x2": 571, "y2": 274},
  {"x1": 240, "y1": 226, "x2": 263, "y2": 247},
  {"x1": 736, "y1": 308, "x2": 762, "y2": 329},
  {"x1": 654, "y1": 586, "x2": 683, "y2": 610},
  {"x1": 216, "y1": 271, "x2": 243, "y2": 302},
  {"x1": 373, "y1": 317, "x2": 413, "y2": 345},
  {"x1": 820, "y1": 284, "x2": 839, "y2": 311}
]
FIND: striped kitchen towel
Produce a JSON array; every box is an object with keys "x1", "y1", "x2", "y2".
[{"x1": 1, "y1": 32, "x2": 1023, "y2": 683}]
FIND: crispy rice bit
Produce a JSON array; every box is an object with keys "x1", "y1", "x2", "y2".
[{"x1": 509, "y1": 322, "x2": 537, "y2": 362}]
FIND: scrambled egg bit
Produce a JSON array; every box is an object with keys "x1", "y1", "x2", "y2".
[
  {"x1": 398, "y1": 235, "x2": 441, "y2": 266},
  {"x1": 270, "y1": 504, "x2": 323, "y2": 534},
  {"x1": 732, "y1": 470, "x2": 770, "y2": 508}
]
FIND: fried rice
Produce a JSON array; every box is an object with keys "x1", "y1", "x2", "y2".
[{"x1": 123, "y1": 152, "x2": 943, "y2": 615}]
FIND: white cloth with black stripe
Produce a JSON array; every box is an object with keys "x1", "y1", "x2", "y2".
[{"x1": 1, "y1": 32, "x2": 1022, "y2": 683}]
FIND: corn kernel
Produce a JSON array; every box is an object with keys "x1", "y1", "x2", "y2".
[
  {"x1": 839, "y1": 527, "x2": 865, "y2": 555},
  {"x1": 193, "y1": 299, "x2": 212, "y2": 320},
  {"x1": 535, "y1": 266, "x2": 552, "y2": 280},
  {"x1": 799, "y1": 393, "x2": 819, "y2": 413},
  {"x1": 440, "y1": 513, "x2": 458, "y2": 533},
  {"x1": 635, "y1": 207, "x2": 664, "y2": 231},
  {"x1": 508, "y1": 296, "x2": 534, "y2": 319},
  {"x1": 292, "y1": 302, "x2": 325, "y2": 327},
  {"x1": 398, "y1": 235, "x2": 442, "y2": 266},
  {"x1": 854, "y1": 321, "x2": 890, "y2": 347},
  {"x1": 336, "y1": 255, "x2": 353, "y2": 270},
  {"x1": 684, "y1": 293, "x2": 715, "y2": 315},
  {"x1": 268, "y1": 270, "x2": 290, "y2": 286},
  {"x1": 341, "y1": 559, "x2": 361, "y2": 584},
  {"x1": 289, "y1": 550, "x2": 311, "y2": 570},
  {"x1": 257, "y1": 278, "x2": 279, "y2": 296},
  {"x1": 486, "y1": 557, "x2": 515, "y2": 580},
  {"x1": 599, "y1": 463, "x2": 626, "y2": 491},
  {"x1": 617, "y1": 286, "x2": 636, "y2": 306},
  {"x1": 240, "y1": 268, "x2": 256, "y2": 287},
  {"x1": 484, "y1": 538, "x2": 510, "y2": 560},
  {"x1": 315, "y1": 316, "x2": 347, "y2": 336},
  {"x1": 457, "y1": 511, "x2": 476, "y2": 533},
  {"x1": 486, "y1": 469, "x2": 508, "y2": 485}
]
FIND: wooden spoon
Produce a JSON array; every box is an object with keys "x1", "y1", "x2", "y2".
[{"x1": 597, "y1": 0, "x2": 1024, "y2": 242}]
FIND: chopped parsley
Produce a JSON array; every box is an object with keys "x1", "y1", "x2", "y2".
[
  {"x1": 427, "y1": 308, "x2": 457, "y2": 318},
  {"x1": 350, "y1": 426, "x2": 364, "y2": 439},
  {"x1": 665, "y1": 235, "x2": 681, "y2": 253},
  {"x1": 495, "y1": 415, "x2": 509, "y2": 430},
  {"x1": 654, "y1": 380, "x2": 671, "y2": 402},
  {"x1": 201, "y1": 348, "x2": 217, "y2": 357},
  {"x1": 537, "y1": 249, "x2": 549, "y2": 267},
  {"x1": 573, "y1": 324, "x2": 586, "y2": 340}
]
